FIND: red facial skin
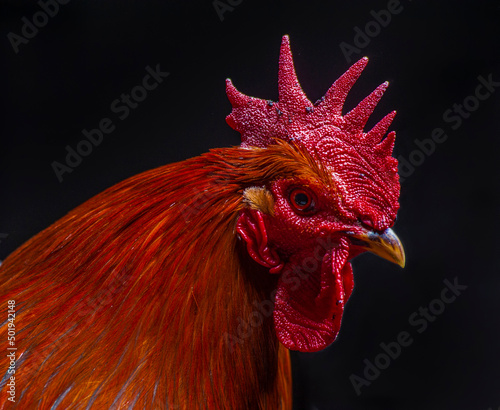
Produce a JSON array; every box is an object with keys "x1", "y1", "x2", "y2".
[
  {"x1": 237, "y1": 170, "x2": 397, "y2": 352},
  {"x1": 232, "y1": 36, "x2": 401, "y2": 352},
  {"x1": 0, "y1": 35, "x2": 401, "y2": 408}
]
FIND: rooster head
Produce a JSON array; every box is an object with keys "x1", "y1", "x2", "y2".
[{"x1": 226, "y1": 35, "x2": 404, "y2": 352}]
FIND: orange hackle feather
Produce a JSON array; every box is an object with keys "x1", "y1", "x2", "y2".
[
  {"x1": 0, "y1": 142, "x2": 328, "y2": 409},
  {"x1": 1, "y1": 34, "x2": 402, "y2": 408}
]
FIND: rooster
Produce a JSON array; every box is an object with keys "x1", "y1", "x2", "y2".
[{"x1": 0, "y1": 35, "x2": 404, "y2": 409}]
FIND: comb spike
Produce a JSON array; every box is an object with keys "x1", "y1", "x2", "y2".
[
  {"x1": 278, "y1": 35, "x2": 311, "y2": 109},
  {"x1": 344, "y1": 81, "x2": 389, "y2": 134},
  {"x1": 317, "y1": 57, "x2": 369, "y2": 115},
  {"x1": 374, "y1": 130, "x2": 396, "y2": 158},
  {"x1": 226, "y1": 78, "x2": 251, "y2": 108},
  {"x1": 365, "y1": 110, "x2": 397, "y2": 145}
]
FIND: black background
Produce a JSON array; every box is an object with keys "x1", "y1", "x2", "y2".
[{"x1": 1, "y1": 1, "x2": 500, "y2": 409}]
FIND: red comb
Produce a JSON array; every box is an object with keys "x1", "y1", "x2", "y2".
[{"x1": 225, "y1": 35, "x2": 397, "y2": 175}]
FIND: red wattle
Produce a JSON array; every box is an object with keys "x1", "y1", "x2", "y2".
[{"x1": 273, "y1": 239, "x2": 354, "y2": 352}]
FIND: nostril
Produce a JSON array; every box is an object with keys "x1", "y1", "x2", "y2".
[{"x1": 359, "y1": 216, "x2": 374, "y2": 230}]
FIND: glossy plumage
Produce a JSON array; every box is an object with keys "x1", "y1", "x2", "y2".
[
  {"x1": 1, "y1": 145, "x2": 300, "y2": 408},
  {"x1": 0, "y1": 35, "x2": 403, "y2": 409}
]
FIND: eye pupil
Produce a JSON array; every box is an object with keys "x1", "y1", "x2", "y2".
[
  {"x1": 289, "y1": 188, "x2": 315, "y2": 214},
  {"x1": 294, "y1": 193, "x2": 309, "y2": 207}
]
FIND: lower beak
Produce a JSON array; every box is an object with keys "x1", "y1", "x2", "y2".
[{"x1": 347, "y1": 228, "x2": 406, "y2": 268}]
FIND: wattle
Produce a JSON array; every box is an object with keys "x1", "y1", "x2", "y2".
[{"x1": 273, "y1": 238, "x2": 354, "y2": 352}]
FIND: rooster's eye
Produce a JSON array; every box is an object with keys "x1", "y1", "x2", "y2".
[{"x1": 289, "y1": 188, "x2": 316, "y2": 214}]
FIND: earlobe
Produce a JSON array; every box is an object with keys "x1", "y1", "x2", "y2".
[{"x1": 236, "y1": 209, "x2": 284, "y2": 273}]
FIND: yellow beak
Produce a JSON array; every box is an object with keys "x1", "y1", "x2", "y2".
[{"x1": 348, "y1": 228, "x2": 406, "y2": 268}]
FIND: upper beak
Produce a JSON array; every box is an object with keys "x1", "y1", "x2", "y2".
[{"x1": 347, "y1": 228, "x2": 406, "y2": 268}]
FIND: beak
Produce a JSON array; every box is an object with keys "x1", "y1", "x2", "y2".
[{"x1": 347, "y1": 228, "x2": 406, "y2": 268}]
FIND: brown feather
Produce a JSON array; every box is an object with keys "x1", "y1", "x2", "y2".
[{"x1": 0, "y1": 141, "x2": 325, "y2": 409}]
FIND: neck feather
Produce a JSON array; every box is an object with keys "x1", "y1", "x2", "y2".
[{"x1": 0, "y1": 147, "x2": 293, "y2": 409}]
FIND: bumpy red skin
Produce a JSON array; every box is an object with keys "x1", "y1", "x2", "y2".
[
  {"x1": 0, "y1": 36, "x2": 400, "y2": 408},
  {"x1": 231, "y1": 36, "x2": 400, "y2": 352}
]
